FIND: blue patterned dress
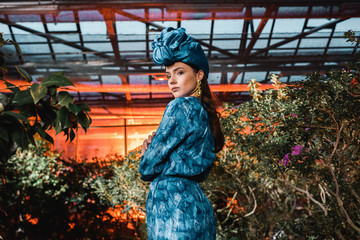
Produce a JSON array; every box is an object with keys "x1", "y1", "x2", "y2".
[{"x1": 139, "y1": 97, "x2": 216, "y2": 240}]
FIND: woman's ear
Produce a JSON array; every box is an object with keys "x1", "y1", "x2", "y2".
[{"x1": 196, "y1": 70, "x2": 204, "y2": 82}]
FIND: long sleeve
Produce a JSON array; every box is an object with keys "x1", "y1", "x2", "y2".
[{"x1": 139, "y1": 97, "x2": 195, "y2": 181}]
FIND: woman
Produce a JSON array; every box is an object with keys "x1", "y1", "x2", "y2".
[{"x1": 139, "y1": 27, "x2": 224, "y2": 240}]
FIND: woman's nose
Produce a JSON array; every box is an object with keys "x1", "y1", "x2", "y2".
[{"x1": 168, "y1": 76, "x2": 176, "y2": 85}]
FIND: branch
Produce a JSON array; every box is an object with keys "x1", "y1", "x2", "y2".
[
  {"x1": 351, "y1": 188, "x2": 360, "y2": 203},
  {"x1": 344, "y1": 87, "x2": 360, "y2": 98},
  {"x1": 325, "y1": 121, "x2": 360, "y2": 233},
  {"x1": 278, "y1": 177, "x2": 328, "y2": 216},
  {"x1": 0, "y1": 84, "x2": 31, "y2": 91},
  {"x1": 244, "y1": 186, "x2": 257, "y2": 217}
]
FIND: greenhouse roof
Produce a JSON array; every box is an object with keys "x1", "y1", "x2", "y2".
[{"x1": 0, "y1": 0, "x2": 360, "y2": 116}]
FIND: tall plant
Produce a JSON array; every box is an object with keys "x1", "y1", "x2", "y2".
[{"x1": 0, "y1": 33, "x2": 92, "y2": 163}]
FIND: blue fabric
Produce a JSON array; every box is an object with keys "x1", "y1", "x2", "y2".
[
  {"x1": 139, "y1": 97, "x2": 216, "y2": 240},
  {"x1": 152, "y1": 27, "x2": 210, "y2": 77}
]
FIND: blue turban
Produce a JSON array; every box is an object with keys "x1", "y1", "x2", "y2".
[{"x1": 152, "y1": 27, "x2": 209, "y2": 77}]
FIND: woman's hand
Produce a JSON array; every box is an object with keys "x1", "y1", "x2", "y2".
[{"x1": 141, "y1": 131, "x2": 156, "y2": 156}]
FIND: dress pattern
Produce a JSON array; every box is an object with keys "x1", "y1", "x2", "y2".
[{"x1": 139, "y1": 97, "x2": 216, "y2": 240}]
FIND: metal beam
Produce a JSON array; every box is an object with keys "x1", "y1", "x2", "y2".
[
  {"x1": 0, "y1": 18, "x2": 121, "y2": 63},
  {"x1": 114, "y1": 8, "x2": 239, "y2": 58},
  {"x1": 250, "y1": 18, "x2": 350, "y2": 57},
  {"x1": 243, "y1": 4, "x2": 276, "y2": 58}
]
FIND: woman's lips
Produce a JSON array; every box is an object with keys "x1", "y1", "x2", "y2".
[{"x1": 171, "y1": 87, "x2": 179, "y2": 92}]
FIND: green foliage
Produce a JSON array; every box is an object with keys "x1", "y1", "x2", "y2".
[
  {"x1": 214, "y1": 61, "x2": 360, "y2": 239},
  {"x1": 93, "y1": 148, "x2": 148, "y2": 239},
  {"x1": 94, "y1": 149, "x2": 149, "y2": 210},
  {"x1": 0, "y1": 33, "x2": 92, "y2": 162},
  {"x1": 0, "y1": 140, "x2": 138, "y2": 239}
]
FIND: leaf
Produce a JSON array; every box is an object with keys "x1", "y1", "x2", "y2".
[
  {"x1": 41, "y1": 73, "x2": 75, "y2": 88},
  {"x1": 57, "y1": 91, "x2": 74, "y2": 107},
  {"x1": 57, "y1": 106, "x2": 72, "y2": 130},
  {"x1": 37, "y1": 105, "x2": 57, "y2": 128},
  {"x1": 54, "y1": 118, "x2": 61, "y2": 135},
  {"x1": 47, "y1": 86, "x2": 57, "y2": 98},
  {"x1": 30, "y1": 83, "x2": 48, "y2": 104},
  {"x1": 2, "y1": 79, "x2": 20, "y2": 93},
  {"x1": 76, "y1": 111, "x2": 91, "y2": 133},
  {"x1": 27, "y1": 128, "x2": 36, "y2": 147},
  {"x1": 10, "y1": 40, "x2": 23, "y2": 62},
  {"x1": 34, "y1": 123, "x2": 46, "y2": 139},
  {"x1": 3, "y1": 111, "x2": 27, "y2": 121},
  {"x1": 76, "y1": 103, "x2": 91, "y2": 112},
  {"x1": 15, "y1": 65, "x2": 32, "y2": 83},
  {"x1": 45, "y1": 132, "x2": 54, "y2": 145},
  {"x1": 13, "y1": 89, "x2": 34, "y2": 104},
  {"x1": 68, "y1": 103, "x2": 82, "y2": 115},
  {"x1": 0, "y1": 125, "x2": 9, "y2": 142},
  {"x1": 11, "y1": 127, "x2": 28, "y2": 150},
  {"x1": 69, "y1": 128, "x2": 75, "y2": 143}
]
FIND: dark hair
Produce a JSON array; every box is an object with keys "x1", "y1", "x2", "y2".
[{"x1": 186, "y1": 63, "x2": 225, "y2": 153}]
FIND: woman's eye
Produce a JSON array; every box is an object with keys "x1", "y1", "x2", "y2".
[{"x1": 177, "y1": 71, "x2": 184, "y2": 75}]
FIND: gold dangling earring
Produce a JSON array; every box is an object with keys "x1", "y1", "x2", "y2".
[{"x1": 195, "y1": 80, "x2": 202, "y2": 97}]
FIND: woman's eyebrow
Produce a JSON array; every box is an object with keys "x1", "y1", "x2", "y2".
[{"x1": 166, "y1": 67, "x2": 185, "y2": 74}]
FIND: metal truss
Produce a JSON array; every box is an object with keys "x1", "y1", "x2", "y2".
[{"x1": 0, "y1": 0, "x2": 360, "y2": 111}]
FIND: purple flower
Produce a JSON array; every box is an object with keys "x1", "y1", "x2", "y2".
[
  {"x1": 305, "y1": 128, "x2": 310, "y2": 131},
  {"x1": 291, "y1": 113, "x2": 297, "y2": 117},
  {"x1": 292, "y1": 145, "x2": 303, "y2": 156},
  {"x1": 279, "y1": 153, "x2": 290, "y2": 167}
]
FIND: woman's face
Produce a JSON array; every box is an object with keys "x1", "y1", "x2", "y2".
[{"x1": 165, "y1": 62, "x2": 204, "y2": 98}]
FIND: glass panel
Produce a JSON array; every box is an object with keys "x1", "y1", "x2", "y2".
[
  {"x1": 268, "y1": 49, "x2": 295, "y2": 56},
  {"x1": 212, "y1": 39, "x2": 239, "y2": 50},
  {"x1": 129, "y1": 75, "x2": 149, "y2": 84},
  {"x1": 122, "y1": 9, "x2": 145, "y2": 20},
  {"x1": 53, "y1": 54, "x2": 83, "y2": 61},
  {"x1": 181, "y1": 20, "x2": 212, "y2": 34},
  {"x1": 13, "y1": 33, "x2": 46, "y2": 43},
  {"x1": 296, "y1": 49, "x2": 321, "y2": 56},
  {"x1": 233, "y1": 72, "x2": 244, "y2": 84},
  {"x1": 82, "y1": 34, "x2": 108, "y2": 41},
  {"x1": 299, "y1": 38, "x2": 327, "y2": 48},
  {"x1": 261, "y1": 19, "x2": 274, "y2": 34},
  {"x1": 208, "y1": 72, "x2": 221, "y2": 84},
  {"x1": 52, "y1": 34, "x2": 80, "y2": 42},
  {"x1": 119, "y1": 41, "x2": 145, "y2": 51},
  {"x1": 152, "y1": 21, "x2": 178, "y2": 29},
  {"x1": 289, "y1": 75, "x2": 306, "y2": 82},
  {"x1": 121, "y1": 52, "x2": 146, "y2": 59},
  {"x1": 327, "y1": 48, "x2": 354, "y2": 55},
  {"x1": 243, "y1": 72, "x2": 267, "y2": 82},
  {"x1": 80, "y1": 21, "x2": 107, "y2": 34},
  {"x1": 101, "y1": 75, "x2": 122, "y2": 84},
  {"x1": 116, "y1": 21, "x2": 146, "y2": 34},
  {"x1": 57, "y1": 11, "x2": 75, "y2": 22},
  {"x1": 0, "y1": 23, "x2": 10, "y2": 34},
  {"x1": 273, "y1": 19, "x2": 305, "y2": 33},
  {"x1": 9, "y1": 14, "x2": 41, "y2": 22},
  {"x1": 47, "y1": 22, "x2": 77, "y2": 32},
  {"x1": 84, "y1": 42, "x2": 113, "y2": 52},
  {"x1": 270, "y1": 39, "x2": 299, "y2": 48},
  {"x1": 52, "y1": 43, "x2": 80, "y2": 53},
  {"x1": 254, "y1": 39, "x2": 269, "y2": 49},
  {"x1": 335, "y1": 18, "x2": 360, "y2": 32},
  {"x1": 18, "y1": 22, "x2": 45, "y2": 33},
  {"x1": 78, "y1": 10, "x2": 104, "y2": 22},
  {"x1": 214, "y1": 20, "x2": 244, "y2": 34},
  {"x1": 19, "y1": 43, "x2": 50, "y2": 53}
]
